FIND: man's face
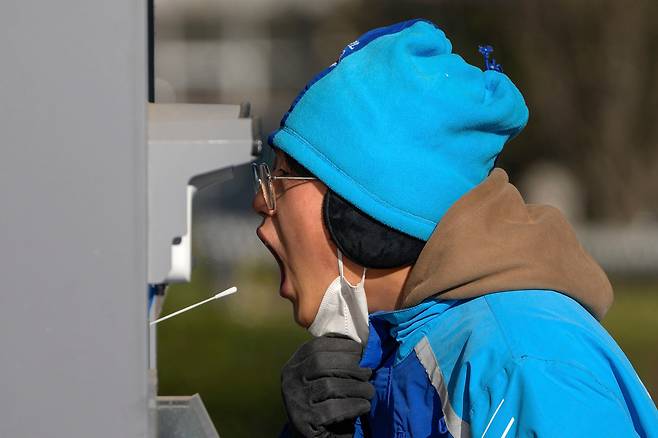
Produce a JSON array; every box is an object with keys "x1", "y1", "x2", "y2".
[{"x1": 252, "y1": 150, "x2": 338, "y2": 327}]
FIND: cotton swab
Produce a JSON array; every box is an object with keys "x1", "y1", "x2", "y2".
[{"x1": 149, "y1": 286, "x2": 237, "y2": 326}]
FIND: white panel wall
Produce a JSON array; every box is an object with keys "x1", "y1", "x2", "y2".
[{"x1": 0, "y1": 1, "x2": 149, "y2": 437}]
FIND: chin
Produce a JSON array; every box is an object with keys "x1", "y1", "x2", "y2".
[{"x1": 291, "y1": 301, "x2": 312, "y2": 328}]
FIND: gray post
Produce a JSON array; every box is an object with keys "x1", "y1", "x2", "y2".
[{"x1": 0, "y1": 1, "x2": 150, "y2": 437}]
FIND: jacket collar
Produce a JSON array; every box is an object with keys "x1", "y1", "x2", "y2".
[{"x1": 361, "y1": 298, "x2": 463, "y2": 368}]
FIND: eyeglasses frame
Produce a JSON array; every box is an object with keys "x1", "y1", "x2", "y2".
[{"x1": 251, "y1": 162, "x2": 317, "y2": 212}]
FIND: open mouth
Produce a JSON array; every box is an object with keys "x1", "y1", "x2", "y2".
[{"x1": 256, "y1": 229, "x2": 287, "y2": 292}]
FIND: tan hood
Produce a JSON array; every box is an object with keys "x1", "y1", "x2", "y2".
[{"x1": 399, "y1": 168, "x2": 613, "y2": 320}]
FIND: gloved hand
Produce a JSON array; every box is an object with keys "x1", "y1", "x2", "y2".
[{"x1": 281, "y1": 334, "x2": 375, "y2": 438}]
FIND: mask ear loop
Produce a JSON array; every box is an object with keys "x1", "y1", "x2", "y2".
[{"x1": 337, "y1": 248, "x2": 367, "y2": 288}]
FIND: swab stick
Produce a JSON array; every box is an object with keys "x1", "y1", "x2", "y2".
[{"x1": 149, "y1": 286, "x2": 237, "y2": 326}]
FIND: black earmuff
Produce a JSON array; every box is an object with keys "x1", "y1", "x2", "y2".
[{"x1": 322, "y1": 190, "x2": 425, "y2": 269}]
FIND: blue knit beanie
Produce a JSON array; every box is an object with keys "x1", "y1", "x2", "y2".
[{"x1": 269, "y1": 19, "x2": 529, "y2": 241}]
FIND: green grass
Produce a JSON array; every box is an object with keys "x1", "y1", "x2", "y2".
[
  {"x1": 601, "y1": 278, "x2": 658, "y2": 399},
  {"x1": 157, "y1": 264, "x2": 658, "y2": 437}
]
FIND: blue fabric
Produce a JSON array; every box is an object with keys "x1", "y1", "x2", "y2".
[
  {"x1": 270, "y1": 19, "x2": 529, "y2": 240},
  {"x1": 354, "y1": 327, "x2": 450, "y2": 438},
  {"x1": 354, "y1": 290, "x2": 658, "y2": 437}
]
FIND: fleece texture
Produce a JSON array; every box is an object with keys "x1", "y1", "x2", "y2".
[{"x1": 269, "y1": 19, "x2": 529, "y2": 240}]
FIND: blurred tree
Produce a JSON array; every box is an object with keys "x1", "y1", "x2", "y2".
[{"x1": 513, "y1": 0, "x2": 658, "y2": 221}]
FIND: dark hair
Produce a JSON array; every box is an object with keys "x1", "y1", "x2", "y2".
[
  {"x1": 279, "y1": 149, "x2": 425, "y2": 268},
  {"x1": 283, "y1": 152, "x2": 315, "y2": 178}
]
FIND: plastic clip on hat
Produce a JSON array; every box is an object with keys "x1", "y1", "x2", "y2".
[{"x1": 269, "y1": 19, "x2": 529, "y2": 242}]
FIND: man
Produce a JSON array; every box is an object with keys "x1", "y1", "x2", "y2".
[{"x1": 252, "y1": 19, "x2": 658, "y2": 437}]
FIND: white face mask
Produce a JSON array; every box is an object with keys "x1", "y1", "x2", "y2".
[{"x1": 308, "y1": 249, "x2": 370, "y2": 345}]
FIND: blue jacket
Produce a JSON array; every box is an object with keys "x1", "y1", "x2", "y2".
[
  {"x1": 354, "y1": 290, "x2": 657, "y2": 437},
  {"x1": 350, "y1": 169, "x2": 657, "y2": 436},
  {"x1": 281, "y1": 169, "x2": 657, "y2": 437}
]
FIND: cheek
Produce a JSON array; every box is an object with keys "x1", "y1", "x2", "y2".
[
  {"x1": 277, "y1": 190, "x2": 329, "y2": 262},
  {"x1": 288, "y1": 236, "x2": 337, "y2": 327},
  {"x1": 277, "y1": 187, "x2": 338, "y2": 325}
]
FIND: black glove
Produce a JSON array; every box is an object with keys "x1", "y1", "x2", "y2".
[{"x1": 281, "y1": 334, "x2": 375, "y2": 438}]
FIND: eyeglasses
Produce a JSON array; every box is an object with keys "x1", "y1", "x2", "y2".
[{"x1": 251, "y1": 162, "x2": 317, "y2": 212}]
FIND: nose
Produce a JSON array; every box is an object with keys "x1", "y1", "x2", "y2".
[{"x1": 251, "y1": 188, "x2": 273, "y2": 217}]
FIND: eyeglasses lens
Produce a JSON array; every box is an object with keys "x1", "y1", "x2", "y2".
[
  {"x1": 258, "y1": 164, "x2": 276, "y2": 211},
  {"x1": 251, "y1": 163, "x2": 261, "y2": 195}
]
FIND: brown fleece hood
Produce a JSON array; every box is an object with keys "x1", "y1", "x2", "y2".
[{"x1": 399, "y1": 168, "x2": 614, "y2": 320}]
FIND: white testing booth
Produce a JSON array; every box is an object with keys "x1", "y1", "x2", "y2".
[{"x1": 0, "y1": 1, "x2": 259, "y2": 436}]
